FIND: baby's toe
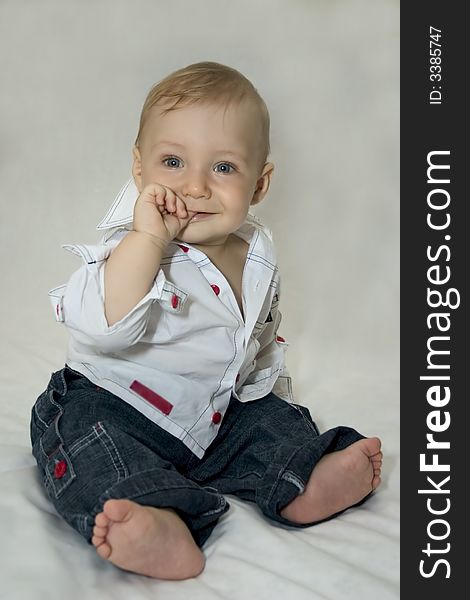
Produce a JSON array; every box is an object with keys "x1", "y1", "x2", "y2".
[
  {"x1": 371, "y1": 454, "x2": 383, "y2": 469},
  {"x1": 372, "y1": 474, "x2": 382, "y2": 490},
  {"x1": 93, "y1": 524, "x2": 107, "y2": 538},
  {"x1": 94, "y1": 539, "x2": 112, "y2": 559},
  {"x1": 92, "y1": 533, "x2": 105, "y2": 546},
  {"x1": 95, "y1": 511, "x2": 111, "y2": 528}
]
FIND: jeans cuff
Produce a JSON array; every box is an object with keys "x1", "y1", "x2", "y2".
[
  {"x1": 258, "y1": 426, "x2": 365, "y2": 528},
  {"x1": 87, "y1": 472, "x2": 230, "y2": 548}
]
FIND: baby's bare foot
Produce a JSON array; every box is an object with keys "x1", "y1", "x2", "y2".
[
  {"x1": 280, "y1": 437, "x2": 382, "y2": 524},
  {"x1": 91, "y1": 499, "x2": 205, "y2": 579}
]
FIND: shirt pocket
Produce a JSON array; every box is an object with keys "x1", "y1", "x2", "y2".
[{"x1": 156, "y1": 280, "x2": 188, "y2": 314}]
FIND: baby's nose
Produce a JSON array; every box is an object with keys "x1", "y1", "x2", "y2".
[{"x1": 182, "y1": 170, "x2": 211, "y2": 199}]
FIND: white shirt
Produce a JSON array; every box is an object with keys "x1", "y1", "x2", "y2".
[{"x1": 48, "y1": 179, "x2": 294, "y2": 458}]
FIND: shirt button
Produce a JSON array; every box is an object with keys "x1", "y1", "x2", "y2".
[
  {"x1": 54, "y1": 460, "x2": 67, "y2": 479},
  {"x1": 212, "y1": 411, "x2": 222, "y2": 424},
  {"x1": 211, "y1": 284, "x2": 220, "y2": 296},
  {"x1": 178, "y1": 244, "x2": 189, "y2": 253},
  {"x1": 171, "y1": 294, "x2": 179, "y2": 309}
]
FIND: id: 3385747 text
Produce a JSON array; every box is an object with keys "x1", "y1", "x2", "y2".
[{"x1": 429, "y1": 26, "x2": 443, "y2": 105}]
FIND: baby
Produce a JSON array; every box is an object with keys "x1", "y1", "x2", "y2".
[{"x1": 30, "y1": 61, "x2": 382, "y2": 580}]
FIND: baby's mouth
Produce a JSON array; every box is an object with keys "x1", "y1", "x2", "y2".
[{"x1": 189, "y1": 212, "x2": 214, "y2": 223}]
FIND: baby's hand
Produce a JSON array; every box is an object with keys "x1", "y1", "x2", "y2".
[{"x1": 132, "y1": 183, "x2": 195, "y2": 246}]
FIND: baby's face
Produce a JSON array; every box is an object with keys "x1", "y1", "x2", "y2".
[{"x1": 133, "y1": 100, "x2": 272, "y2": 246}]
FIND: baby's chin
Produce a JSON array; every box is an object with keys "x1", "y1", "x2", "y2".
[
  {"x1": 174, "y1": 230, "x2": 208, "y2": 245},
  {"x1": 175, "y1": 221, "x2": 212, "y2": 241},
  {"x1": 174, "y1": 228, "x2": 230, "y2": 248},
  {"x1": 175, "y1": 234, "x2": 214, "y2": 246},
  {"x1": 175, "y1": 225, "x2": 201, "y2": 241}
]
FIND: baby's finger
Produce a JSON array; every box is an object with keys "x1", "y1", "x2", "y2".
[
  {"x1": 175, "y1": 196, "x2": 188, "y2": 219},
  {"x1": 138, "y1": 183, "x2": 167, "y2": 210},
  {"x1": 155, "y1": 191, "x2": 167, "y2": 210},
  {"x1": 165, "y1": 190, "x2": 178, "y2": 214}
]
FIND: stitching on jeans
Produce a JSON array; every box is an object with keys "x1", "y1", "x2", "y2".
[
  {"x1": 48, "y1": 389, "x2": 64, "y2": 414},
  {"x1": 34, "y1": 403, "x2": 48, "y2": 428},
  {"x1": 54, "y1": 414, "x2": 64, "y2": 447},
  {"x1": 80, "y1": 515, "x2": 90, "y2": 536},
  {"x1": 290, "y1": 404, "x2": 317, "y2": 433},
  {"x1": 264, "y1": 444, "x2": 304, "y2": 506},
  {"x1": 38, "y1": 414, "x2": 66, "y2": 461},
  {"x1": 39, "y1": 434, "x2": 48, "y2": 458},
  {"x1": 281, "y1": 470, "x2": 305, "y2": 493},
  {"x1": 68, "y1": 428, "x2": 99, "y2": 457},
  {"x1": 55, "y1": 368, "x2": 68, "y2": 396},
  {"x1": 198, "y1": 494, "x2": 227, "y2": 517},
  {"x1": 94, "y1": 422, "x2": 127, "y2": 481},
  {"x1": 208, "y1": 471, "x2": 262, "y2": 481},
  {"x1": 94, "y1": 422, "x2": 128, "y2": 481}
]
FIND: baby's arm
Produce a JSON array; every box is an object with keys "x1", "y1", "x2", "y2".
[
  {"x1": 103, "y1": 231, "x2": 166, "y2": 326},
  {"x1": 55, "y1": 184, "x2": 195, "y2": 353},
  {"x1": 104, "y1": 184, "x2": 193, "y2": 325}
]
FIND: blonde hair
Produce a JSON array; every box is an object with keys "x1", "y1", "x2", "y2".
[{"x1": 134, "y1": 61, "x2": 270, "y2": 165}]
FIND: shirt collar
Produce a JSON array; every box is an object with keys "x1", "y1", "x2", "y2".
[
  {"x1": 96, "y1": 178, "x2": 276, "y2": 262},
  {"x1": 96, "y1": 178, "x2": 137, "y2": 230}
]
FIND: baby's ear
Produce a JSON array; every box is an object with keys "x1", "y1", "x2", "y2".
[
  {"x1": 251, "y1": 162, "x2": 274, "y2": 206},
  {"x1": 132, "y1": 145, "x2": 143, "y2": 192}
]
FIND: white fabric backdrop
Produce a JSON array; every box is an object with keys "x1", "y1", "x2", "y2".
[{"x1": 0, "y1": 1, "x2": 399, "y2": 598}]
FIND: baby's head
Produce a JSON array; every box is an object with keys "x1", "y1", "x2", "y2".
[
  {"x1": 131, "y1": 62, "x2": 274, "y2": 245},
  {"x1": 135, "y1": 61, "x2": 271, "y2": 169}
]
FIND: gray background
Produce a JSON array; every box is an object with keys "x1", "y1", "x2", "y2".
[
  {"x1": 0, "y1": 2, "x2": 399, "y2": 597},
  {"x1": 0, "y1": 0, "x2": 399, "y2": 435}
]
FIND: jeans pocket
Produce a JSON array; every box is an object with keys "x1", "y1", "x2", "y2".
[
  {"x1": 41, "y1": 421, "x2": 129, "y2": 507},
  {"x1": 43, "y1": 444, "x2": 77, "y2": 499}
]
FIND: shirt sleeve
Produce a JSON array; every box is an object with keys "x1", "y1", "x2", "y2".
[
  {"x1": 243, "y1": 272, "x2": 295, "y2": 402},
  {"x1": 48, "y1": 227, "x2": 188, "y2": 353}
]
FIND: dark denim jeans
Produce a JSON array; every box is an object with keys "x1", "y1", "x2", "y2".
[{"x1": 30, "y1": 365, "x2": 364, "y2": 548}]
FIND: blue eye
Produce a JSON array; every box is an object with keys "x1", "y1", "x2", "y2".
[
  {"x1": 214, "y1": 162, "x2": 235, "y2": 174},
  {"x1": 164, "y1": 157, "x2": 182, "y2": 168}
]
